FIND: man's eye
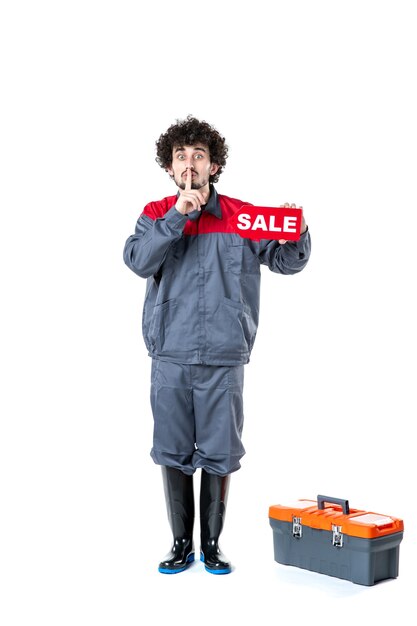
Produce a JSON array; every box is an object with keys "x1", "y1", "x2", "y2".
[
  {"x1": 177, "y1": 154, "x2": 185, "y2": 160},
  {"x1": 194, "y1": 154, "x2": 203, "y2": 159}
]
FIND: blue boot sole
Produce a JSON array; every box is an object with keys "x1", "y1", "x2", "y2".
[
  {"x1": 200, "y1": 553, "x2": 231, "y2": 574},
  {"x1": 158, "y1": 553, "x2": 195, "y2": 574}
]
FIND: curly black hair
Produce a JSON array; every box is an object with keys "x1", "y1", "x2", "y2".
[{"x1": 155, "y1": 115, "x2": 228, "y2": 183}]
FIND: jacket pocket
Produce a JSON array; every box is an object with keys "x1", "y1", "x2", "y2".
[
  {"x1": 148, "y1": 298, "x2": 177, "y2": 352},
  {"x1": 227, "y1": 242, "x2": 260, "y2": 275},
  {"x1": 209, "y1": 296, "x2": 255, "y2": 355}
]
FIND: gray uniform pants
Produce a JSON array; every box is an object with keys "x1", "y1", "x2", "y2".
[{"x1": 150, "y1": 359, "x2": 246, "y2": 476}]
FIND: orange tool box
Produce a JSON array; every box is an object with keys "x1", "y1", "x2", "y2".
[{"x1": 269, "y1": 495, "x2": 404, "y2": 586}]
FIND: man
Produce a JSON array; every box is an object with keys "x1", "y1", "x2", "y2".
[{"x1": 123, "y1": 115, "x2": 311, "y2": 575}]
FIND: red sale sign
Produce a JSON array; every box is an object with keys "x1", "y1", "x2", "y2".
[{"x1": 231, "y1": 205, "x2": 303, "y2": 241}]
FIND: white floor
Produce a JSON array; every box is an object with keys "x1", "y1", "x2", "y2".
[{"x1": 2, "y1": 458, "x2": 412, "y2": 626}]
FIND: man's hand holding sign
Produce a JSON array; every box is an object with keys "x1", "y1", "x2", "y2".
[
  {"x1": 232, "y1": 202, "x2": 307, "y2": 243},
  {"x1": 277, "y1": 202, "x2": 307, "y2": 244}
]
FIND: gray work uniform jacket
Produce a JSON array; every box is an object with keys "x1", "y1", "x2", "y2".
[{"x1": 123, "y1": 185, "x2": 311, "y2": 366}]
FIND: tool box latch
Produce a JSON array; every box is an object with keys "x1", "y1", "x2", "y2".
[
  {"x1": 292, "y1": 516, "x2": 302, "y2": 538},
  {"x1": 332, "y1": 525, "x2": 344, "y2": 548}
]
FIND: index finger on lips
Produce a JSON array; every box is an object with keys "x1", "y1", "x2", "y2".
[{"x1": 185, "y1": 167, "x2": 192, "y2": 191}]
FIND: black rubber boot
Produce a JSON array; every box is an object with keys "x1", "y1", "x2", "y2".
[
  {"x1": 158, "y1": 466, "x2": 195, "y2": 574},
  {"x1": 199, "y1": 470, "x2": 231, "y2": 574}
]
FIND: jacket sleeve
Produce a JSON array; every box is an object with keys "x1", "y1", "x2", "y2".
[
  {"x1": 123, "y1": 204, "x2": 188, "y2": 278},
  {"x1": 255, "y1": 228, "x2": 311, "y2": 275}
]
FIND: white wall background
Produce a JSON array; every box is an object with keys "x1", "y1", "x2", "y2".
[{"x1": 1, "y1": 0, "x2": 416, "y2": 624}]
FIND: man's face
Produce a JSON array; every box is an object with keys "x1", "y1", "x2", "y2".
[{"x1": 167, "y1": 144, "x2": 219, "y2": 190}]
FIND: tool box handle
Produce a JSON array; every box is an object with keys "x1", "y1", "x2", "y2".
[{"x1": 317, "y1": 495, "x2": 350, "y2": 515}]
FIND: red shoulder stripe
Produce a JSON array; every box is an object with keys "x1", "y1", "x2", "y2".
[
  {"x1": 141, "y1": 195, "x2": 178, "y2": 220},
  {"x1": 140, "y1": 193, "x2": 253, "y2": 236}
]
